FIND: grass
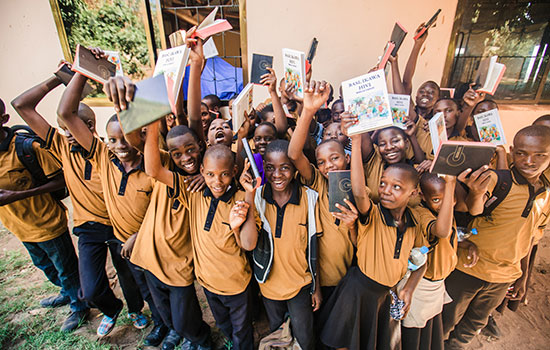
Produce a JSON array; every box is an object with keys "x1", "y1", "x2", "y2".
[{"x1": 0, "y1": 248, "x2": 113, "y2": 350}]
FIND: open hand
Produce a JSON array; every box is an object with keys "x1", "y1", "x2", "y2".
[
  {"x1": 303, "y1": 80, "x2": 330, "y2": 112},
  {"x1": 457, "y1": 165, "x2": 492, "y2": 195},
  {"x1": 230, "y1": 200, "x2": 250, "y2": 230},
  {"x1": 340, "y1": 111, "x2": 358, "y2": 137},
  {"x1": 184, "y1": 174, "x2": 206, "y2": 192},
  {"x1": 260, "y1": 68, "x2": 277, "y2": 94}
]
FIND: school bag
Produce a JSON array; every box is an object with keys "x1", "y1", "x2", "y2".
[
  {"x1": 454, "y1": 169, "x2": 513, "y2": 228},
  {"x1": 258, "y1": 316, "x2": 302, "y2": 350},
  {"x1": 11, "y1": 125, "x2": 69, "y2": 201}
]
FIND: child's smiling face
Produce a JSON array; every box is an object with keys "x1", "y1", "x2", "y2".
[
  {"x1": 106, "y1": 120, "x2": 139, "y2": 163},
  {"x1": 377, "y1": 128, "x2": 408, "y2": 164},
  {"x1": 167, "y1": 133, "x2": 202, "y2": 174},
  {"x1": 201, "y1": 154, "x2": 235, "y2": 198},
  {"x1": 264, "y1": 151, "x2": 295, "y2": 193},
  {"x1": 416, "y1": 82, "x2": 439, "y2": 110},
  {"x1": 315, "y1": 140, "x2": 349, "y2": 179},
  {"x1": 253, "y1": 124, "x2": 276, "y2": 156}
]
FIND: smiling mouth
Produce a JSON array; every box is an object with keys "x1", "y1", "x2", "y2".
[
  {"x1": 182, "y1": 160, "x2": 196, "y2": 171},
  {"x1": 116, "y1": 151, "x2": 130, "y2": 158},
  {"x1": 384, "y1": 152, "x2": 399, "y2": 159},
  {"x1": 272, "y1": 180, "x2": 286, "y2": 188},
  {"x1": 420, "y1": 98, "x2": 429, "y2": 104}
]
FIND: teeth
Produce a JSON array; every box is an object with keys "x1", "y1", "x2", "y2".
[
  {"x1": 117, "y1": 152, "x2": 129, "y2": 157},
  {"x1": 420, "y1": 98, "x2": 429, "y2": 103}
]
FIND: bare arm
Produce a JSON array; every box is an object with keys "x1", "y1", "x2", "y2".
[
  {"x1": 388, "y1": 55, "x2": 406, "y2": 95},
  {"x1": 144, "y1": 120, "x2": 174, "y2": 187},
  {"x1": 262, "y1": 68, "x2": 288, "y2": 134},
  {"x1": 458, "y1": 165, "x2": 492, "y2": 216},
  {"x1": 186, "y1": 29, "x2": 206, "y2": 145},
  {"x1": 399, "y1": 262, "x2": 427, "y2": 317},
  {"x1": 404, "y1": 120, "x2": 426, "y2": 163},
  {"x1": 350, "y1": 134, "x2": 372, "y2": 215},
  {"x1": 0, "y1": 173, "x2": 65, "y2": 206},
  {"x1": 431, "y1": 176, "x2": 456, "y2": 238},
  {"x1": 11, "y1": 76, "x2": 61, "y2": 139},
  {"x1": 403, "y1": 25, "x2": 429, "y2": 95},
  {"x1": 236, "y1": 160, "x2": 260, "y2": 251}
]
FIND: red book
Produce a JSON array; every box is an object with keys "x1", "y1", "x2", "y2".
[
  {"x1": 389, "y1": 22, "x2": 408, "y2": 57},
  {"x1": 195, "y1": 19, "x2": 233, "y2": 40},
  {"x1": 414, "y1": 9, "x2": 441, "y2": 40},
  {"x1": 377, "y1": 42, "x2": 396, "y2": 70}
]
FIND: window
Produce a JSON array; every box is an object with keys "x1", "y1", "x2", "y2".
[{"x1": 443, "y1": 0, "x2": 550, "y2": 103}]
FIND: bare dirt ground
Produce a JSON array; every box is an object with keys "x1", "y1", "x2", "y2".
[{"x1": 0, "y1": 199, "x2": 548, "y2": 349}]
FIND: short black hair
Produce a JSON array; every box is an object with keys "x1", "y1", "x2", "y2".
[
  {"x1": 317, "y1": 138, "x2": 346, "y2": 155},
  {"x1": 107, "y1": 114, "x2": 119, "y2": 126},
  {"x1": 258, "y1": 104, "x2": 274, "y2": 121},
  {"x1": 255, "y1": 121, "x2": 277, "y2": 136},
  {"x1": 166, "y1": 125, "x2": 199, "y2": 143},
  {"x1": 0, "y1": 98, "x2": 5, "y2": 115},
  {"x1": 316, "y1": 108, "x2": 332, "y2": 125},
  {"x1": 375, "y1": 126, "x2": 407, "y2": 143},
  {"x1": 265, "y1": 139, "x2": 289, "y2": 156},
  {"x1": 203, "y1": 94, "x2": 221, "y2": 109},
  {"x1": 473, "y1": 99, "x2": 498, "y2": 112},
  {"x1": 422, "y1": 80, "x2": 441, "y2": 95},
  {"x1": 385, "y1": 163, "x2": 419, "y2": 187},
  {"x1": 419, "y1": 172, "x2": 444, "y2": 194},
  {"x1": 514, "y1": 125, "x2": 550, "y2": 147},
  {"x1": 434, "y1": 97, "x2": 460, "y2": 110},
  {"x1": 203, "y1": 144, "x2": 234, "y2": 165},
  {"x1": 331, "y1": 98, "x2": 344, "y2": 111},
  {"x1": 533, "y1": 114, "x2": 550, "y2": 125}
]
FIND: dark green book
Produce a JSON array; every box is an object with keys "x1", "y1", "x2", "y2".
[
  {"x1": 118, "y1": 74, "x2": 172, "y2": 134},
  {"x1": 250, "y1": 54, "x2": 273, "y2": 85},
  {"x1": 328, "y1": 170, "x2": 356, "y2": 212}
]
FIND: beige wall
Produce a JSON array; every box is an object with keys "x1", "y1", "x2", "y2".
[{"x1": 246, "y1": 0, "x2": 459, "y2": 102}]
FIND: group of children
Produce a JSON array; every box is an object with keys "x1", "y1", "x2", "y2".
[{"x1": 1, "y1": 23, "x2": 550, "y2": 350}]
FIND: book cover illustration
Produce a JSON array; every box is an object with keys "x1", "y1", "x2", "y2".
[
  {"x1": 473, "y1": 108, "x2": 506, "y2": 145},
  {"x1": 428, "y1": 112, "x2": 447, "y2": 154},
  {"x1": 118, "y1": 74, "x2": 172, "y2": 135},
  {"x1": 103, "y1": 50, "x2": 124, "y2": 76},
  {"x1": 282, "y1": 48, "x2": 306, "y2": 98},
  {"x1": 251, "y1": 53, "x2": 273, "y2": 85},
  {"x1": 328, "y1": 170, "x2": 356, "y2": 212},
  {"x1": 153, "y1": 43, "x2": 190, "y2": 113},
  {"x1": 341, "y1": 70, "x2": 393, "y2": 135},
  {"x1": 430, "y1": 141, "x2": 496, "y2": 176},
  {"x1": 232, "y1": 83, "x2": 254, "y2": 133},
  {"x1": 72, "y1": 44, "x2": 116, "y2": 84},
  {"x1": 388, "y1": 94, "x2": 410, "y2": 129}
]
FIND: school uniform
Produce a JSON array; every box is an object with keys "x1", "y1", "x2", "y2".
[
  {"x1": 320, "y1": 200, "x2": 427, "y2": 350},
  {"x1": 401, "y1": 204, "x2": 458, "y2": 350},
  {"x1": 253, "y1": 180, "x2": 321, "y2": 350},
  {"x1": 130, "y1": 164, "x2": 210, "y2": 345},
  {"x1": 442, "y1": 167, "x2": 550, "y2": 349},
  {"x1": 43, "y1": 127, "x2": 143, "y2": 318},
  {"x1": 0, "y1": 127, "x2": 86, "y2": 313},
  {"x1": 84, "y1": 137, "x2": 163, "y2": 325},
  {"x1": 406, "y1": 115, "x2": 434, "y2": 161},
  {"x1": 171, "y1": 172, "x2": 255, "y2": 350}
]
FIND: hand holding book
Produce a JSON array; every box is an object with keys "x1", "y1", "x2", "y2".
[
  {"x1": 260, "y1": 67, "x2": 278, "y2": 94},
  {"x1": 103, "y1": 75, "x2": 135, "y2": 112},
  {"x1": 186, "y1": 27, "x2": 205, "y2": 65}
]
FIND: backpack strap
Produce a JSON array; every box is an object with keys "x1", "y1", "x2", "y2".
[
  {"x1": 482, "y1": 169, "x2": 513, "y2": 217},
  {"x1": 304, "y1": 187, "x2": 319, "y2": 294},
  {"x1": 14, "y1": 134, "x2": 48, "y2": 187}
]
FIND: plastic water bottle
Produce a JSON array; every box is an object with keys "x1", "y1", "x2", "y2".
[
  {"x1": 457, "y1": 227, "x2": 478, "y2": 242},
  {"x1": 408, "y1": 246, "x2": 429, "y2": 271}
]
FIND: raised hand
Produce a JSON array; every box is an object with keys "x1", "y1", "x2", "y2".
[
  {"x1": 229, "y1": 200, "x2": 250, "y2": 230},
  {"x1": 457, "y1": 165, "x2": 492, "y2": 195},
  {"x1": 104, "y1": 76, "x2": 135, "y2": 112},
  {"x1": 303, "y1": 80, "x2": 329, "y2": 112},
  {"x1": 239, "y1": 159, "x2": 261, "y2": 192},
  {"x1": 340, "y1": 111, "x2": 358, "y2": 138},
  {"x1": 260, "y1": 67, "x2": 278, "y2": 94},
  {"x1": 186, "y1": 26, "x2": 205, "y2": 65},
  {"x1": 332, "y1": 199, "x2": 359, "y2": 229},
  {"x1": 463, "y1": 83, "x2": 485, "y2": 107}
]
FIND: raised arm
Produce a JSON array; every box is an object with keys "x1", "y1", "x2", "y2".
[
  {"x1": 388, "y1": 55, "x2": 406, "y2": 95},
  {"x1": 57, "y1": 73, "x2": 95, "y2": 151},
  {"x1": 144, "y1": 120, "x2": 174, "y2": 187},
  {"x1": 288, "y1": 80, "x2": 330, "y2": 183},
  {"x1": 261, "y1": 68, "x2": 288, "y2": 134},
  {"x1": 186, "y1": 27, "x2": 206, "y2": 145},
  {"x1": 430, "y1": 176, "x2": 456, "y2": 238},
  {"x1": 348, "y1": 130, "x2": 372, "y2": 216},
  {"x1": 458, "y1": 85, "x2": 485, "y2": 135},
  {"x1": 404, "y1": 120, "x2": 426, "y2": 163},
  {"x1": 11, "y1": 75, "x2": 62, "y2": 139},
  {"x1": 403, "y1": 24, "x2": 429, "y2": 95},
  {"x1": 234, "y1": 160, "x2": 260, "y2": 251}
]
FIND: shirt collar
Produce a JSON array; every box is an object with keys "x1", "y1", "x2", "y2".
[
  {"x1": 378, "y1": 203, "x2": 417, "y2": 228},
  {"x1": 420, "y1": 200, "x2": 439, "y2": 217},
  {"x1": 109, "y1": 153, "x2": 145, "y2": 174},
  {"x1": 263, "y1": 179, "x2": 301, "y2": 206},
  {"x1": 203, "y1": 182, "x2": 238, "y2": 203},
  {"x1": 0, "y1": 127, "x2": 14, "y2": 151}
]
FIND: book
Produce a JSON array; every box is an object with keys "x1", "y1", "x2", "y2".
[
  {"x1": 414, "y1": 9, "x2": 441, "y2": 40},
  {"x1": 54, "y1": 62, "x2": 94, "y2": 98},
  {"x1": 153, "y1": 43, "x2": 190, "y2": 114},
  {"x1": 118, "y1": 74, "x2": 172, "y2": 134},
  {"x1": 306, "y1": 37, "x2": 318, "y2": 73},
  {"x1": 168, "y1": 30, "x2": 186, "y2": 47},
  {"x1": 242, "y1": 138, "x2": 261, "y2": 188},
  {"x1": 428, "y1": 112, "x2": 447, "y2": 154},
  {"x1": 250, "y1": 53, "x2": 273, "y2": 85},
  {"x1": 341, "y1": 70, "x2": 393, "y2": 135},
  {"x1": 282, "y1": 48, "x2": 306, "y2": 98},
  {"x1": 232, "y1": 83, "x2": 254, "y2": 133},
  {"x1": 388, "y1": 94, "x2": 410, "y2": 129},
  {"x1": 103, "y1": 50, "x2": 124, "y2": 76},
  {"x1": 203, "y1": 38, "x2": 219, "y2": 59},
  {"x1": 473, "y1": 108, "x2": 506, "y2": 145},
  {"x1": 440, "y1": 88, "x2": 455, "y2": 98},
  {"x1": 389, "y1": 22, "x2": 408, "y2": 57},
  {"x1": 71, "y1": 44, "x2": 116, "y2": 84},
  {"x1": 194, "y1": 7, "x2": 233, "y2": 40},
  {"x1": 328, "y1": 170, "x2": 356, "y2": 212},
  {"x1": 377, "y1": 42, "x2": 396, "y2": 70},
  {"x1": 473, "y1": 56, "x2": 506, "y2": 95},
  {"x1": 430, "y1": 141, "x2": 496, "y2": 176}
]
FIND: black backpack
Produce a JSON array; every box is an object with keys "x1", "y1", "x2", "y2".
[
  {"x1": 11, "y1": 125, "x2": 69, "y2": 202},
  {"x1": 455, "y1": 169, "x2": 513, "y2": 227}
]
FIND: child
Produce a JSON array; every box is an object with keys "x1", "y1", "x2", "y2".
[
  {"x1": 11, "y1": 73, "x2": 150, "y2": 338},
  {"x1": 322, "y1": 121, "x2": 351, "y2": 155},
  {"x1": 202, "y1": 94, "x2": 221, "y2": 116},
  {"x1": 401, "y1": 173, "x2": 458, "y2": 350},
  {"x1": 431, "y1": 98, "x2": 468, "y2": 141},
  {"x1": 320, "y1": 122, "x2": 428, "y2": 349},
  {"x1": 288, "y1": 80, "x2": 355, "y2": 301},
  {"x1": 251, "y1": 121, "x2": 277, "y2": 185},
  {"x1": 469, "y1": 99, "x2": 508, "y2": 170},
  {"x1": 249, "y1": 139, "x2": 322, "y2": 350},
  {"x1": 442, "y1": 125, "x2": 550, "y2": 350},
  {"x1": 0, "y1": 98, "x2": 88, "y2": 331},
  {"x1": 57, "y1": 70, "x2": 166, "y2": 339},
  {"x1": 200, "y1": 102, "x2": 214, "y2": 137},
  {"x1": 330, "y1": 98, "x2": 345, "y2": 123}
]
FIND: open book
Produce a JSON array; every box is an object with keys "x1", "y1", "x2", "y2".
[
  {"x1": 232, "y1": 83, "x2": 254, "y2": 133},
  {"x1": 473, "y1": 108, "x2": 506, "y2": 145},
  {"x1": 71, "y1": 45, "x2": 116, "y2": 84},
  {"x1": 474, "y1": 56, "x2": 506, "y2": 95},
  {"x1": 153, "y1": 42, "x2": 190, "y2": 115},
  {"x1": 430, "y1": 141, "x2": 496, "y2": 176},
  {"x1": 194, "y1": 7, "x2": 233, "y2": 40}
]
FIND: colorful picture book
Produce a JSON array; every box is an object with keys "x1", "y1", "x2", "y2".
[
  {"x1": 428, "y1": 112, "x2": 448, "y2": 154},
  {"x1": 388, "y1": 94, "x2": 410, "y2": 129},
  {"x1": 430, "y1": 141, "x2": 496, "y2": 176},
  {"x1": 118, "y1": 74, "x2": 172, "y2": 134},
  {"x1": 232, "y1": 83, "x2": 254, "y2": 133},
  {"x1": 341, "y1": 70, "x2": 393, "y2": 135},
  {"x1": 474, "y1": 56, "x2": 506, "y2": 95},
  {"x1": 103, "y1": 50, "x2": 124, "y2": 76},
  {"x1": 153, "y1": 43, "x2": 190, "y2": 114},
  {"x1": 389, "y1": 22, "x2": 408, "y2": 57},
  {"x1": 250, "y1": 53, "x2": 273, "y2": 85},
  {"x1": 414, "y1": 9, "x2": 441, "y2": 40},
  {"x1": 377, "y1": 41, "x2": 396, "y2": 70},
  {"x1": 71, "y1": 44, "x2": 116, "y2": 84},
  {"x1": 328, "y1": 170, "x2": 356, "y2": 212},
  {"x1": 282, "y1": 48, "x2": 306, "y2": 98},
  {"x1": 473, "y1": 108, "x2": 506, "y2": 145},
  {"x1": 194, "y1": 7, "x2": 233, "y2": 40}
]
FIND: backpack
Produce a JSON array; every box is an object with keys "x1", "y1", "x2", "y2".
[
  {"x1": 455, "y1": 169, "x2": 513, "y2": 228},
  {"x1": 11, "y1": 125, "x2": 69, "y2": 202}
]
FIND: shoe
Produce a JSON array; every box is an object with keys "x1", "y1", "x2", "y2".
[
  {"x1": 161, "y1": 329, "x2": 182, "y2": 350},
  {"x1": 128, "y1": 312, "x2": 148, "y2": 329},
  {"x1": 180, "y1": 338, "x2": 196, "y2": 350},
  {"x1": 61, "y1": 309, "x2": 89, "y2": 332},
  {"x1": 40, "y1": 294, "x2": 70, "y2": 308},
  {"x1": 180, "y1": 337, "x2": 213, "y2": 350},
  {"x1": 97, "y1": 309, "x2": 121, "y2": 337},
  {"x1": 481, "y1": 315, "x2": 501, "y2": 339},
  {"x1": 222, "y1": 338, "x2": 233, "y2": 350},
  {"x1": 143, "y1": 324, "x2": 169, "y2": 347}
]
